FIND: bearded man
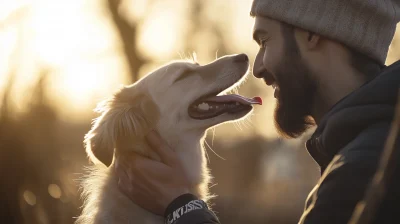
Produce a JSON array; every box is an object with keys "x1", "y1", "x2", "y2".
[{"x1": 115, "y1": 1, "x2": 400, "y2": 223}]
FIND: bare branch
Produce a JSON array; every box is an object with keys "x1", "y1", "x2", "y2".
[{"x1": 107, "y1": 0, "x2": 147, "y2": 83}]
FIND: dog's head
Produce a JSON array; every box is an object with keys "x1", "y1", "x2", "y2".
[
  {"x1": 85, "y1": 54, "x2": 261, "y2": 166},
  {"x1": 148, "y1": 53, "x2": 262, "y2": 131}
]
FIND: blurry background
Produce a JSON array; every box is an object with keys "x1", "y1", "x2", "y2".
[{"x1": 0, "y1": 0, "x2": 399, "y2": 223}]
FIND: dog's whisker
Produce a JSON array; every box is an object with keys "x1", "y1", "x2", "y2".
[
  {"x1": 209, "y1": 183, "x2": 218, "y2": 189},
  {"x1": 239, "y1": 116, "x2": 249, "y2": 128},
  {"x1": 205, "y1": 139, "x2": 225, "y2": 161},
  {"x1": 237, "y1": 119, "x2": 245, "y2": 129},
  {"x1": 178, "y1": 51, "x2": 184, "y2": 60},
  {"x1": 233, "y1": 122, "x2": 242, "y2": 131},
  {"x1": 233, "y1": 86, "x2": 239, "y2": 95},
  {"x1": 203, "y1": 141, "x2": 211, "y2": 164},
  {"x1": 243, "y1": 118, "x2": 253, "y2": 129},
  {"x1": 239, "y1": 120, "x2": 245, "y2": 130},
  {"x1": 211, "y1": 127, "x2": 216, "y2": 146},
  {"x1": 242, "y1": 120, "x2": 251, "y2": 129},
  {"x1": 192, "y1": 51, "x2": 198, "y2": 63},
  {"x1": 238, "y1": 120, "x2": 245, "y2": 131},
  {"x1": 233, "y1": 122, "x2": 238, "y2": 130},
  {"x1": 237, "y1": 120, "x2": 244, "y2": 130}
]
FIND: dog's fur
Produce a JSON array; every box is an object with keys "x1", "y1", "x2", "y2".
[{"x1": 76, "y1": 54, "x2": 251, "y2": 224}]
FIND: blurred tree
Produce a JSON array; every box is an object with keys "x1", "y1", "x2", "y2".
[
  {"x1": 0, "y1": 69, "x2": 25, "y2": 224},
  {"x1": 0, "y1": 10, "x2": 80, "y2": 222},
  {"x1": 208, "y1": 137, "x2": 281, "y2": 223},
  {"x1": 0, "y1": 13, "x2": 28, "y2": 222},
  {"x1": 185, "y1": 0, "x2": 229, "y2": 58},
  {"x1": 207, "y1": 134, "x2": 319, "y2": 224},
  {"x1": 107, "y1": 0, "x2": 149, "y2": 83},
  {"x1": 1, "y1": 68, "x2": 80, "y2": 224}
]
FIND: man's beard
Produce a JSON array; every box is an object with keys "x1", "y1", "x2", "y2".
[{"x1": 273, "y1": 53, "x2": 317, "y2": 138}]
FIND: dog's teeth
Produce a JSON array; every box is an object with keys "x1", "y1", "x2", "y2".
[
  {"x1": 198, "y1": 102, "x2": 210, "y2": 110},
  {"x1": 235, "y1": 102, "x2": 240, "y2": 105}
]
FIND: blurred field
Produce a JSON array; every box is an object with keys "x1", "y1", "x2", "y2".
[{"x1": 0, "y1": 0, "x2": 399, "y2": 223}]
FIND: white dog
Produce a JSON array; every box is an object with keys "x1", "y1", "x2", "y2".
[{"x1": 76, "y1": 54, "x2": 262, "y2": 224}]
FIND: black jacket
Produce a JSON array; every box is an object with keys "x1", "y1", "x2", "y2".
[{"x1": 164, "y1": 60, "x2": 400, "y2": 224}]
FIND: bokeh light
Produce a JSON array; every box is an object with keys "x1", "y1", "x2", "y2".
[
  {"x1": 48, "y1": 184, "x2": 62, "y2": 199},
  {"x1": 23, "y1": 190, "x2": 36, "y2": 206}
]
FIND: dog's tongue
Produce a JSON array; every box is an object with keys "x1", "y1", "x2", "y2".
[{"x1": 204, "y1": 94, "x2": 262, "y2": 105}]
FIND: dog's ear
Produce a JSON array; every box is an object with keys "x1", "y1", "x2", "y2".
[{"x1": 84, "y1": 85, "x2": 159, "y2": 166}]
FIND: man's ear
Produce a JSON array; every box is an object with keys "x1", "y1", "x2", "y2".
[
  {"x1": 84, "y1": 85, "x2": 159, "y2": 167},
  {"x1": 295, "y1": 28, "x2": 321, "y2": 51},
  {"x1": 307, "y1": 32, "x2": 320, "y2": 49}
]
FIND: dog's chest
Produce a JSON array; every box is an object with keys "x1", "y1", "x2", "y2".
[{"x1": 177, "y1": 145, "x2": 207, "y2": 185}]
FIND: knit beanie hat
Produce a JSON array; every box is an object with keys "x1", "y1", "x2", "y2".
[{"x1": 250, "y1": 0, "x2": 400, "y2": 65}]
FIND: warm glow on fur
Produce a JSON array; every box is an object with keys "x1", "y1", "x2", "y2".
[{"x1": 77, "y1": 54, "x2": 253, "y2": 224}]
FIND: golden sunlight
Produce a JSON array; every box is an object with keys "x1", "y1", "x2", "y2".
[
  {"x1": 138, "y1": 4, "x2": 182, "y2": 59},
  {"x1": 0, "y1": 0, "x2": 399, "y2": 137},
  {"x1": 50, "y1": 59, "x2": 126, "y2": 113},
  {"x1": 0, "y1": 0, "x2": 128, "y2": 119}
]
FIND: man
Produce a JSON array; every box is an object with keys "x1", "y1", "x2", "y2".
[{"x1": 115, "y1": 0, "x2": 400, "y2": 223}]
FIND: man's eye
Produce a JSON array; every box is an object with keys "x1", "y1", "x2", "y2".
[{"x1": 259, "y1": 37, "x2": 270, "y2": 48}]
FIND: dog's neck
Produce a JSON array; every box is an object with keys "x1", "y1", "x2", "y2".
[
  {"x1": 156, "y1": 127, "x2": 210, "y2": 200},
  {"x1": 116, "y1": 126, "x2": 210, "y2": 200}
]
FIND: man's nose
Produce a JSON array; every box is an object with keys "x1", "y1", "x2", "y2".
[{"x1": 253, "y1": 50, "x2": 264, "y2": 78}]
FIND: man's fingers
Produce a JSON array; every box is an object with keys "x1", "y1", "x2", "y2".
[
  {"x1": 118, "y1": 151, "x2": 170, "y2": 178},
  {"x1": 118, "y1": 151, "x2": 153, "y2": 168},
  {"x1": 115, "y1": 157, "x2": 130, "y2": 182},
  {"x1": 145, "y1": 130, "x2": 177, "y2": 166},
  {"x1": 118, "y1": 176, "x2": 132, "y2": 195}
]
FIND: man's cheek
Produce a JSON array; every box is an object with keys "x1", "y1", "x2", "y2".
[{"x1": 263, "y1": 47, "x2": 282, "y2": 75}]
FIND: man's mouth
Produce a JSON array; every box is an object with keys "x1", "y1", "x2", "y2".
[
  {"x1": 188, "y1": 93, "x2": 262, "y2": 120},
  {"x1": 272, "y1": 83, "x2": 280, "y2": 99}
]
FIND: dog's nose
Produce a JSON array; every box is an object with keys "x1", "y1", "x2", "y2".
[{"x1": 233, "y1": 54, "x2": 249, "y2": 63}]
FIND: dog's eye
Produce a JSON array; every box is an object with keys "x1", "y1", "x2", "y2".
[{"x1": 173, "y1": 70, "x2": 192, "y2": 83}]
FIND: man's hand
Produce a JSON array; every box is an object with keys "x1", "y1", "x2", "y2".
[{"x1": 114, "y1": 130, "x2": 191, "y2": 216}]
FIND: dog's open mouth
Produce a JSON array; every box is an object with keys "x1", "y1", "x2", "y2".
[{"x1": 188, "y1": 94, "x2": 262, "y2": 120}]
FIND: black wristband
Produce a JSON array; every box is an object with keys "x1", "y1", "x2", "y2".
[{"x1": 164, "y1": 194, "x2": 209, "y2": 224}]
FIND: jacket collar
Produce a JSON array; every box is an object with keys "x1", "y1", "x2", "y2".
[{"x1": 306, "y1": 60, "x2": 400, "y2": 172}]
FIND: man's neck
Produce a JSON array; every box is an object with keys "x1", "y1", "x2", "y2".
[{"x1": 311, "y1": 66, "x2": 369, "y2": 124}]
